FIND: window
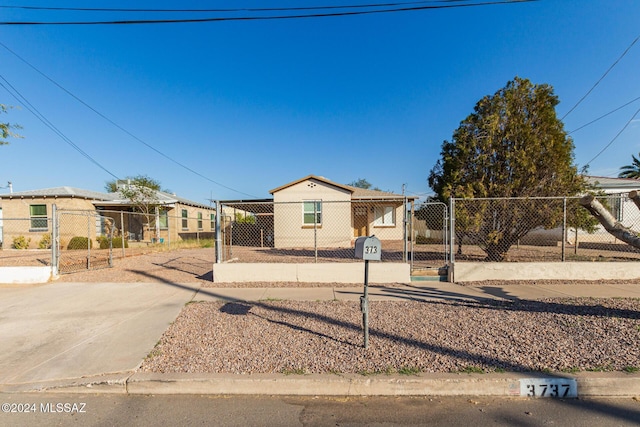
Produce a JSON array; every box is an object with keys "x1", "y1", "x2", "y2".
[
  {"x1": 197, "y1": 212, "x2": 203, "y2": 230},
  {"x1": 303, "y1": 200, "x2": 322, "y2": 225},
  {"x1": 210, "y1": 213, "x2": 216, "y2": 230},
  {"x1": 608, "y1": 194, "x2": 624, "y2": 222},
  {"x1": 159, "y1": 209, "x2": 168, "y2": 229},
  {"x1": 30, "y1": 204, "x2": 48, "y2": 230},
  {"x1": 374, "y1": 206, "x2": 395, "y2": 226},
  {"x1": 181, "y1": 209, "x2": 188, "y2": 230}
]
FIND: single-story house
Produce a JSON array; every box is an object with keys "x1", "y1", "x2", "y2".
[
  {"x1": 521, "y1": 176, "x2": 640, "y2": 246},
  {"x1": 0, "y1": 186, "x2": 217, "y2": 249},
  {"x1": 222, "y1": 175, "x2": 417, "y2": 249}
]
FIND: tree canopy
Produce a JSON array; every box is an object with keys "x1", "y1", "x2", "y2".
[
  {"x1": 104, "y1": 175, "x2": 164, "y2": 193},
  {"x1": 429, "y1": 77, "x2": 584, "y2": 200},
  {"x1": 349, "y1": 178, "x2": 381, "y2": 191},
  {"x1": 428, "y1": 77, "x2": 586, "y2": 261},
  {"x1": 618, "y1": 153, "x2": 640, "y2": 179},
  {"x1": 1, "y1": 104, "x2": 22, "y2": 145}
]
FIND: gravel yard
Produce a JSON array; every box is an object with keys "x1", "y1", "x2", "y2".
[
  {"x1": 140, "y1": 297, "x2": 640, "y2": 375},
  {"x1": 6, "y1": 247, "x2": 640, "y2": 374}
]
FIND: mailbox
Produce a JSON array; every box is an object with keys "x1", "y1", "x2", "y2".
[{"x1": 354, "y1": 236, "x2": 381, "y2": 261}]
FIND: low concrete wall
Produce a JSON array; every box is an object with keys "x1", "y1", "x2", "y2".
[
  {"x1": 213, "y1": 262, "x2": 410, "y2": 283},
  {"x1": 452, "y1": 261, "x2": 640, "y2": 282},
  {"x1": 0, "y1": 267, "x2": 53, "y2": 284}
]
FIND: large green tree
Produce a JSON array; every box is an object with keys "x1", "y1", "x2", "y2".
[
  {"x1": 104, "y1": 175, "x2": 163, "y2": 193},
  {"x1": 105, "y1": 175, "x2": 166, "y2": 241},
  {"x1": 618, "y1": 153, "x2": 640, "y2": 179},
  {"x1": 1, "y1": 104, "x2": 22, "y2": 145},
  {"x1": 428, "y1": 77, "x2": 586, "y2": 261}
]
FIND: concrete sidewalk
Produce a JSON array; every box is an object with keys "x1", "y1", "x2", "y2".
[{"x1": 1, "y1": 280, "x2": 639, "y2": 397}]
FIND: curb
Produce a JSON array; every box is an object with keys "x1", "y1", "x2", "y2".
[{"x1": 2, "y1": 372, "x2": 639, "y2": 398}]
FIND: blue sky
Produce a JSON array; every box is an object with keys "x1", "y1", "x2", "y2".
[{"x1": 1, "y1": 0, "x2": 639, "y2": 204}]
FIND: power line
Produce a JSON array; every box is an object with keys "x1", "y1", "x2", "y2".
[
  {"x1": 0, "y1": 0, "x2": 536, "y2": 25},
  {"x1": 561, "y1": 34, "x2": 640, "y2": 121},
  {"x1": 0, "y1": 1, "x2": 500, "y2": 14},
  {"x1": 568, "y1": 95, "x2": 640, "y2": 134},
  {"x1": 583, "y1": 104, "x2": 640, "y2": 168},
  {"x1": 0, "y1": 74, "x2": 120, "y2": 180},
  {"x1": 0, "y1": 41, "x2": 258, "y2": 198}
]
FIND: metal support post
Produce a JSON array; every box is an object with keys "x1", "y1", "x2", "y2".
[
  {"x1": 215, "y1": 201, "x2": 222, "y2": 263},
  {"x1": 361, "y1": 259, "x2": 370, "y2": 349}
]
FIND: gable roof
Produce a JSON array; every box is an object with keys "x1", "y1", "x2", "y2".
[
  {"x1": 269, "y1": 175, "x2": 353, "y2": 194},
  {"x1": 269, "y1": 174, "x2": 416, "y2": 200}
]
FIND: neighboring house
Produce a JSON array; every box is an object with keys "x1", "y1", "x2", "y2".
[
  {"x1": 0, "y1": 186, "x2": 217, "y2": 249},
  {"x1": 580, "y1": 176, "x2": 640, "y2": 242},
  {"x1": 223, "y1": 175, "x2": 417, "y2": 249},
  {"x1": 585, "y1": 176, "x2": 640, "y2": 225},
  {"x1": 522, "y1": 176, "x2": 640, "y2": 246}
]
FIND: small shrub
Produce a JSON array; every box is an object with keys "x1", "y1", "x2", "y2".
[
  {"x1": 97, "y1": 236, "x2": 128, "y2": 249},
  {"x1": 398, "y1": 366, "x2": 421, "y2": 375},
  {"x1": 67, "y1": 236, "x2": 92, "y2": 250},
  {"x1": 38, "y1": 233, "x2": 52, "y2": 249},
  {"x1": 112, "y1": 237, "x2": 128, "y2": 249},
  {"x1": 458, "y1": 366, "x2": 485, "y2": 374},
  {"x1": 12, "y1": 235, "x2": 31, "y2": 249}
]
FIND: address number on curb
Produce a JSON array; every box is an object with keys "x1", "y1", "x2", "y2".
[{"x1": 520, "y1": 378, "x2": 578, "y2": 398}]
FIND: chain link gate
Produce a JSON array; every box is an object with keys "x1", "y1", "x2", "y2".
[
  {"x1": 410, "y1": 201, "x2": 449, "y2": 273},
  {"x1": 55, "y1": 208, "x2": 114, "y2": 274}
]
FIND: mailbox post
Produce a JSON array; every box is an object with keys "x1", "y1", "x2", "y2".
[{"x1": 354, "y1": 236, "x2": 381, "y2": 349}]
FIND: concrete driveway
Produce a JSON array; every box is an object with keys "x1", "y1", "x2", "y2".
[{"x1": 0, "y1": 281, "x2": 198, "y2": 386}]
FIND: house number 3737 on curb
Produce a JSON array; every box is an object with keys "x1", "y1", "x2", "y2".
[{"x1": 520, "y1": 378, "x2": 578, "y2": 398}]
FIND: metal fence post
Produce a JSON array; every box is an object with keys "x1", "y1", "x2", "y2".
[
  {"x1": 120, "y1": 211, "x2": 125, "y2": 258},
  {"x1": 449, "y1": 198, "x2": 455, "y2": 267},
  {"x1": 402, "y1": 195, "x2": 408, "y2": 263},
  {"x1": 51, "y1": 204, "x2": 58, "y2": 276},
  {"x1": 562, "y1": 197, "x2": 567, "y2": 262},
  {"x1": 314, "y1": 201, "x2": 318, "y2": 263},
  {"x1": 215, "y1": 201, "x2": 222, "y2": 264}
]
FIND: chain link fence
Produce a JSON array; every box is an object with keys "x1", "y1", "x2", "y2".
[
  {"x1": 0, "y1": 207, "x2": 217, "y2": 273},
  {"x1": 218, "y1": 200, "x2": 449, "y2": 268},
  {"x1": 0, "y1": 217, "x2": 53, "y2": 267},
  {"x1": 451, "y1": 194, "x2": 640, "y2": 262},
  {"x1": 4, "y1": 194, "x2": 638, "y2": 276},
  {"x1": 56, "y1": 210, "x2": 113, "y2": 274},
  {"x1": 411, "y1": 201, "x2": 449, "y2": 269}
]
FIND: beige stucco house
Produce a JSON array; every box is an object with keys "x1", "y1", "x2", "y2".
[
  {"x1": 0, "y1": 186, "x2": 216, "y2": 249},
  {"x1": 224, "y1": 175, "x2": 416, "y2": 249}
]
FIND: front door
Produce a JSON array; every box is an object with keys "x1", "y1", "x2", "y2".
[{"x1": 353, "y1": 206, "x2": 368, "y2": 237}]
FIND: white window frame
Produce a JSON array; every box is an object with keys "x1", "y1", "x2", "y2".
[
  {"x1": 374, "y1": 206, "x2": 395, "y2": 227},
  {"x1": 29, "y1": 204, "x2": 48, "y2": 231},
  {"x1": 303, "y1": 200, "x2": 322, "y2": 225},
  {"x1": 181, "y1": 209, "x2": 189, "y2": 230}
]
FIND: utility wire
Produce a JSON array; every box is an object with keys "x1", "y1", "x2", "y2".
[
  {"x1": 568, "y1": 95, "x2": 640, "y2": 134},
  {"x1": 0, "y1": 74, "x2": 120, "y2": 180},
  {"x1": 0, "y1": 41, "x2": 258, "y2": 198},
  {"x1": 561, "y1": 34, "x2": 640, "y2": 121},
  {"x1": 583, "y1": 104, "x2": 640, "y2": 168},
  {"x1": 0, "y1": 0, "x2": 536, "y2": 25},
  {"x1": 0, "y1": 1, "x2": 496, "y2": 14}
]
